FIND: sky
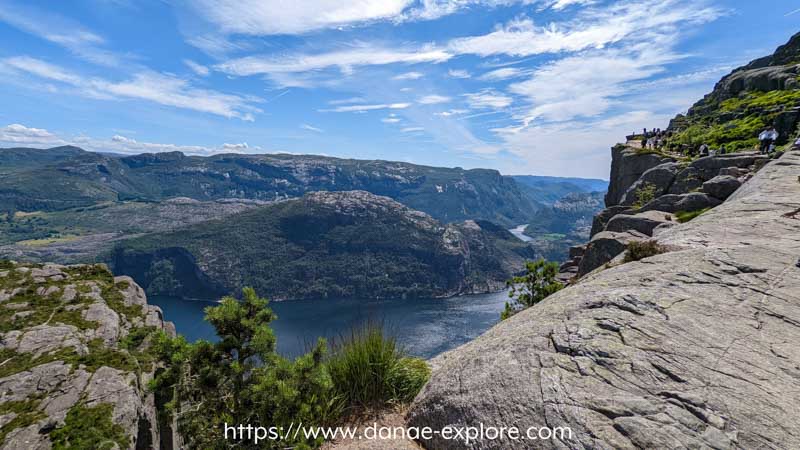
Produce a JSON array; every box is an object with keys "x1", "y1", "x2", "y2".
[{"x1": 0, "y1": 1, "x2": 798, "y2": 179}]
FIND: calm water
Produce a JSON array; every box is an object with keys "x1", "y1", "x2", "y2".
[
  {"x1": 150, "y1": 292, "x2": 510, "y2": 359},
  {"x1": 509, "y1": 225, "x2": 533, "y2": 242}
]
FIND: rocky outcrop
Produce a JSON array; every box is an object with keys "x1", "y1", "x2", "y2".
[
  {"x1": 605, "y1": 145, "x2": 672, "y2": 206},
  {"x1": 0, "y1": 262, "x2": 176, "y2": 449},
  {"x1": 638, "y1": 192, "x2": 722, "y2": 214},
  {"x1": 576, "y1": 230, "x2": 647, "y2": 276},
  {"x1": 604, "y1": 210, "x2": 675, "y2": 236},
  {"x1": 702, "y1": 175, "x2": 742, "y2": 200},
  {"x1": 408, "y1": 149, "x2": 800, "y2": 449}
]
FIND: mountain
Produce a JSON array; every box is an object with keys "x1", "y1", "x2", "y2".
[
  {"x1": 512, "y1": 175, "x2": 608, "y2": 205},
  {"x1": 665, "y1": 31, "x2": 800, "y2": 152},
  {"x1": 109, "y1": 191, "x2": 536, "y2": 300},
  {"x1": 522, "y1": 191, "x2": 605, "y2": 261},
  {"x1": 0, "y1": 146, "x2": 538, "y2": 227}
]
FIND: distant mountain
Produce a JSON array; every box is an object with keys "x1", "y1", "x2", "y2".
[
  {"x1": 0, "y1": 146, "x2": 538, "y2": 227},
  {"x1": 522, "y1": 191, "x2": 605, "y2": 261},
  {"x1": 110, "y1": 191, "x2": 536, "y2": 300},
  {"x1": 512, "y1": 175, "x2": 608, "y2": 205}
]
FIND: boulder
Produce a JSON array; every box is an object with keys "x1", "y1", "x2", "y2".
[
  {"x1": 619, "y1": 162, "x2": 679, "y2": 206},
  {"x1": 577, "y1": 230, "x2": 648, "y2": 276},
  {"x1": 568, "y1": 245, "x2": 586, "y2": 259},
  {"x1": 590, "y1": 206, "x2": 634, "y2": 237},
  {"x1": 718, "y1": 167, "x2": 748, "y2": 178},
  {"x1": 702, "y1": 175, "x2": 742, "y2": 200},
  {"x1": 690, "y1": 153, "x2": 768, "y2": 179},
  {"x1": 605, "y1": 210, "x2": 676, "y2": 236},
  {"x1": 668, "y1": 166, "x2": 705, "y2": 194},
  {"x1": 639, "y1": 192, "x2": 722, "y2": 214},
  {"x1": 408, "y1": 149, "x2": 800, "y2": 450}
]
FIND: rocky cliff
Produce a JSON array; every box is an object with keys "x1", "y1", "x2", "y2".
[
  {"x1": 407, "y1": 146, "x2": 800, "y2": 448},
  {"x1": 0, "y1": 261, "x2": 176, "y2": 449}
]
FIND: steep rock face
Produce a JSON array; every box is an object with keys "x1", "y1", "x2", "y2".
[
  {"x1": 604, "y1": 145, "x2": 672, "y2": 207},
  {"x1": 408, "y1": 149, "x2": 800, "y2": 449},
  {"x1": 0, "y1": 262, "x2": 175, "y2": 449}
]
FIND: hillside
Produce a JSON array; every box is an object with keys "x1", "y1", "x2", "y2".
[
  {"x1": 512, "y1": 175, "x2": 607, "y2": 205},
  {"x1": 0, "y1": 146, "x2": 538, "y2": 227},
  {"x1": 110, "y1": 191, "x2": 536, "y2": 300},
  {"x1": 522, "y1": 191, "x2": 605, "y2": 261},
  {"x1": 0, "y1": 261, "x2": 175, "y2": 448}
]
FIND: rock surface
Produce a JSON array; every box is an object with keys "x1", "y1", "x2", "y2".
[
  {"x1": 604, "y1": 210, "x2": 675, "y2": 236},
  {"x1": 576, "y1": 230, "x2": 648, "y2": 276},
  {"x1": 702, "y1": 175, "x2": 742, "y2": 200},
  {"x1": 408, "y1": 149, "x2": 800, "y2": 449},
  {"x1": 0, "y1": 262, "x2": 175, "y2": 449}
]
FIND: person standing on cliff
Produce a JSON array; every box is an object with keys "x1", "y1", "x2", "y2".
[{"x1": 759, "y1": 128, "x2": 771, "y2": 153}]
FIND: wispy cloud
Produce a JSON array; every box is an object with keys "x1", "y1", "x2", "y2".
[
  {"x1": 2, "y1": 56, "x2": 261, "y2": 120},
  {"x1": 418, "y1": 94, "x2": 451, "y2": 105},
  {"x1": 479, "y1": 67, "x2": 523, "y2": 81},
  {"x1": 393, "y1": 71, "x2": 424, "y2": 80},
  {"x1": 184, "y1": 59, "x2": 210, "y2": 76},
  {"x1": 319, "y1": 102, "x2": 411, "y2": 113},
  {"x1": 401, "y1": 127, "x2": 425, "y2": 133},
  {"x1": 0, "y1": 123, "x2": 65, "y2": 145},
  {"x1": 0, "y1": 2, "x2": 123, "y2": 66},
  {"x1": 447, "y1": 69, "x2": 471, "y2": 78},
  {"x1": 301, "y1": 123, "x2": 324, "y2": 133},
  {"x1": 464, "y1": 89, "x2": 512, "y2": 109}
]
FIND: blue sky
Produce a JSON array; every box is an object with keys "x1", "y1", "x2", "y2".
[{"x1": 0, "y1": 0, "x2": 798, "y2": 178}]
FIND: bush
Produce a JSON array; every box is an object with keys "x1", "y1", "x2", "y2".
[
  {"x1": 327, "y1": 324, "x2": 429, "y2": 411},
  {"x1": 675, "y1": 208, "x2": 710, "y2": 223},
  {"x1": 502, "y1": 259, "x2": 563, "y2": 320},
  {"x1": 624, "y1": 241, "x2": 667, "y2": 263},
  {"x1": 50, "y1": 403, "x2": 129, "y2": 450},
  {"x1": 632, "y1": 183, "x2": 658, "y2": 209}
]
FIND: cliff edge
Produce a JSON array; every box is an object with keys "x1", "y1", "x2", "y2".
[
  {"x1": 0, "y1": 262, "x2": 176, "y2": 449},
  {"x1": 407, "y1": 148, "x2": 800, "y2": 448}
]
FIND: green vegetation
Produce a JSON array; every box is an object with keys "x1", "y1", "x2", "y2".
[
  {"x1": 111, "y1": 194, "x2": 535, "y2": 300},
  {"x1": 675, "y1": 208, "x2": 711, "y2": 223},
  {"x1": 632, "y1": 183, "x2": 658, "y2": 210},
  {"x1": 0, "y1": 399, "x2": 46, "y2": 444},
  {"x1": 150, "y1": 287, "x2": 429, "y2": 449},
  {"x1": 624, "y1": 241, "x2": 668, "y2": 263},
  {"x1": 50, "y1": 403, "x2": 129, "y2": 450},
  {"x1": 327, "y1": 325, "x2": 430, "y2": 410},
  {"x1": 502, "y1": 259, "x2": 563, "y2": 320}
]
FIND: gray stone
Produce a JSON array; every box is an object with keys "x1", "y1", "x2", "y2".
[
  {"x1": 702, "y1": 175, "x2": 742, "y2": 200},
  {"x1": 568, "y1": 245, "x2": 586, "y2": 259},
  {"x1": 591, "y1": 206, "x2": 634, "y2": 237},
  {"x1": 605, "y1": 210, "x2": 676, "y2": 236},
  {"x1": 1, "y1": 422, "x2": 51, "y2": 449},
  {"x1": 82, "y1": 301, "x2": 121, "y2": 346},
  {"x1": 718, "y1": 167, "x2": 748, "y2": 178},
  {"x1": 577, "y1": 230, "x2": 648, "y2": 276},
  {"x1": 668, "y1": 166, "x2": 705, "y2": 194},
  {"x1": 3, "y1": 325, "x2": 85, "y2": 357},
  {"x1": 0, "y1": 361, "x2": 71, "y2": 403},
  {"x1": 408, "y1": 148, "x2": 800, "y2": 450},
  {"x1": 605, "y1": 146, "x2": 674, "y2": 206},
  {"x1": 639, "y1": 192, "x2": 722, "y2": 214},
  {"x1": 619, "y1": 162, "x2": 679, "y2": 206},
  {"x1": 115, "y1": 276, "x2": 147, "y2": 306}
]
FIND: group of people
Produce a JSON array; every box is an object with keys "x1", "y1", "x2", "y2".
[
  {"x1": 640, "y1": 128, "x2": 671, "y2": 150},
  {"x1": 758, "y1": 126, "x2": 780, "y2": 154}
]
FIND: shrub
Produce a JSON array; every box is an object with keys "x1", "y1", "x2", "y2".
[
  {"x1": 624, "y1": 241, "x2": 667, "y2": 263},
  {"x1": 502, "y1": 259, "x2": 563, "y2": 320},
  {"x1": 632, "y1": 183, "x2": 658, "y2": 210},
  {"x1": 327, "y1": 324, "x2": 429, "y2": 411},
  {"x1": 50, "y1": 403, "x2": 129, "y2": 450},
  {"x1": 675, "y1": 208, "x2": 710, "y2": 223}
]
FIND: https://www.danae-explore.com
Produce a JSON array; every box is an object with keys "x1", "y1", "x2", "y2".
[{"x1": 224, "y1": 421, "x2": 574, "y2": 445}]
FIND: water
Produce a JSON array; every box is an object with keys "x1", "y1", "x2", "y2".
[
  {"x1": 509, "y1": 225, "x2": 533, "y2": 242},
  {"x1": 149, "y1": 292, "x2": 510, "y2": 359}
]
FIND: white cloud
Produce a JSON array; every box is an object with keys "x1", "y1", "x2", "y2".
[
  {"x1": 319, "y1": 103, "x2": 411, "y2": 113},
  {"x1": 479, "y1": 67, "x2": 522, "y2": 81},
  {"x1": 0, "y1": 123, "x2": 64, "y2": 145},
  {"x1": 448, "y1": 0, "x2": 721, "y2": 58},
  {"x1": 393, "y1": 71, "x2": 424, "y2": 80},
  {"x1": 301, "y1": 124, "x2": 324, "y2": 132},
  {"x1": 192, "y1": 0, "x2": 413, "y2": 35},
  {"x1": 434, "y1": 109, "x2": 469, "y2": 117},
  {"x1": 2, "y1": 57, "x2": 260, "y2": 120},
  {"x1": 328, "y1": 96, "x2": 367, "y2": 105},
  {"x1": 448, "y1": 69, "x2": 471, "y2": 78},
  {"x1": 222, "y1": 142, "x2": 250, "y2": 150},
  {"x1": 381, "y1": 116, "x2": 401, "y2": 123},
  {"x1": 418, "y1": 94, "x2": 451, "y2": 105},
  {"x1": 401, "y1": 127, "x2": 425, "y2": 133},
  {"x1": 184, "y1": 59, "x2": 210, "y2": 76},
  {"x1": 217, "y1": 44, "x2": 451, "y2": 77},
  {"x1": 463, "y1": 89, "x2": 512, "y2": 109}
]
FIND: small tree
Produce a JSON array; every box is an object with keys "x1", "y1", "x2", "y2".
[{"x1": 502, "y1": 259, "x2": 563, "y2": 320}]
